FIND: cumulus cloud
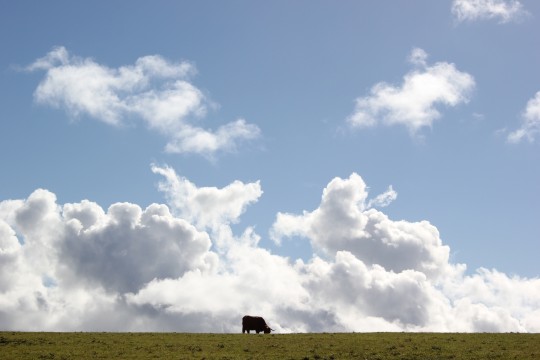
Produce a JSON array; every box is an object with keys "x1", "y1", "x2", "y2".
[
  {"x1": 452, "y1": 0, "x2": 528, "y2": 23},
  {"x1": 0, "y1": 220, "x2": 21, "y2": 292},
  {"x1": 1, "y1": 166, "x2": 539, "y2": 332},
  {"x1": 61, "y1": 201, "x2": 216, "y2": 293},
  {"x1": 347, "y1": 48, "x2": 475, "y2": 135},
  {"x1": 507, "y1": 91, "x2": 540, "y2": 143},
  {"x1": 151, "y1": 164, "x2": 262, "y2": 231},
  {"x1": 25, "y1": 46, "x2": 260, "y2": 156},
  {"x1": 270, "y1": 173, "x2": 451, "y2": 279}
]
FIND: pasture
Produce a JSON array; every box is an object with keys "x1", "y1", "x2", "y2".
[{"x1": 1, "y1": 331, "x2": 539, "y2": 359}]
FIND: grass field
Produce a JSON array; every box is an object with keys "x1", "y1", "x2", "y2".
[{"x1": 1, "y1": 332, "x2": 539, "y2": 359}]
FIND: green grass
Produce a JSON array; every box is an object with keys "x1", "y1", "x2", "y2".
[{"x1": 1, "y1": 332, "x2": 539, "y2": 359}]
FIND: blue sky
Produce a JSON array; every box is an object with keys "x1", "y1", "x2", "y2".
[{"x1": 0, "y1": 1, "x2": 539, "y2": 332}]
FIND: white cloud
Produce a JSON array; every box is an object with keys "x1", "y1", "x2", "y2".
[
  {"x1": 367, "y1": 185, "x2": 397, "y2": 209},
  {"x1": 61, "y1": 202, "x2": 217, "y2": 293},
  {"x1": 300, "y1": 252, "x2": 450, "y2": 330},
  {"x1": 443, "y1": 268, "x2": 540, "y2": 332},
  {"x1": 0, "y1": 220, "x2": 21, "y2": 292},
  {"x1": 151, "y1": 164, "x2": 262, "y2": 231},
  {"x1": 165, "y1": 119, "x2": 261, "y2": 155},
  {"x1": 1, "y1": 167, "x2": 539, "y2": 332},
  {"x1": 271, "y1": 173, "x2": 451, "y2": 279},
  {"x1": 26, "y1": 46, "x2": 260, "y2": 156},
  {"x1": 452, "y1": 0, "x2": 528, "y2": 23},
  {"x1": 5, "y1": 189, "x2": 217, "y2": 295},
  {"x1": 507, "y1": 91, "x2": 540, "y2": 143},
  {"x1": 347, "y1": 48, "x2": 475, "y2": 135},
  {"x1": 408, "y1": 47, "x2": 429, "y2": 67}
]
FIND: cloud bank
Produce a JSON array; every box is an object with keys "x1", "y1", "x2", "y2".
[
  {"x1": 25, "y1": 47, "x2": 260, "y2": 156},
  {"x1": 347, "y1": 48, "x2": 475, "y2": 135},
  {"x1": 452, "y1": 0, "x2": 528, "y2": 23},
  {"x1": 1, "y1": 166, "x2": 539, "y2": 332},
  {"x1": 507, "y1": 91, "x2": 540, "y2": 143}
]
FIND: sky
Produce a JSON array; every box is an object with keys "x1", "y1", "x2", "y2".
[{"x1": 0, "y1": 0, "x2": 539, "y2": 332}]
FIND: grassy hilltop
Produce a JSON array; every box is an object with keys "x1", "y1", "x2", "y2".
[{"x1": 1, "y1": 332, "x2": 539, "y2": 359}]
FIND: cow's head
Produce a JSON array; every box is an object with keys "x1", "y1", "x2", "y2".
[{"x1": 264, "y1": 326, "x2": 272, "y2": 334}]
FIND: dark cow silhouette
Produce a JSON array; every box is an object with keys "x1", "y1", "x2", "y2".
[{"x1": 242, "y1": 315, "x2": 273, "y2": 334}]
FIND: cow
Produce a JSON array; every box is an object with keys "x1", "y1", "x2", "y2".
[{"x1": 242, "y1": 315, "x2": 273, "y2": 334}]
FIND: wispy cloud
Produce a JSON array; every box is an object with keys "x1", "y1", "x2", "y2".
[
  {"x1": 507, "y1": 91, "x2": 540, "y2": 143},
  {"x1": 367, "y1": 185, "x2": 397, "y2": 209},
  {"x1": 3, "y1": 166, "x2": 538, "y2": 332},
  {"x1": 25, "y1": 47, "x2": 260, "y2": 157},
  {"x1": 347, "y1": 48, "x2": 475, "y2": 135},
  {"x1": 452, "y1": 0, "x2": 528, "y2": 23}
]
